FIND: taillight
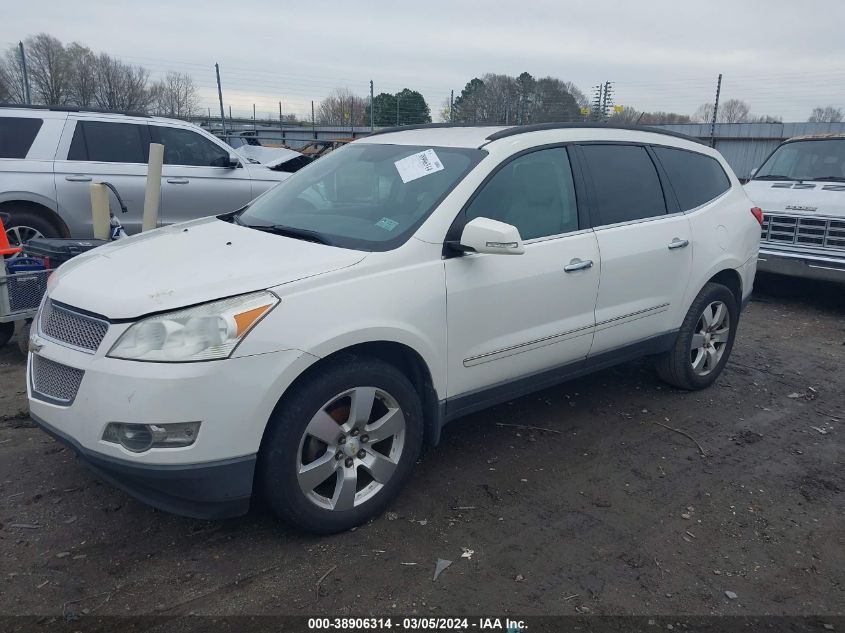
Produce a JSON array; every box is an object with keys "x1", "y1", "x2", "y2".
[{"x1": 751, "y1": 207, "x2": 764, "y2": 226}]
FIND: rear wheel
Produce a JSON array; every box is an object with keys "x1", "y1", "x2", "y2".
[
  {"x1": 3, "y1": 208, "x2": 61, "y2": 246},
  {"x1": 655, "y1": 282, "x2": 738, "y2": 390},
  {"x1": 260, "y1": 355, "x2": 423, "y2": 533}
]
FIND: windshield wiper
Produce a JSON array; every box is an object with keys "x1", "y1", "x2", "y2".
[
  {"x1": 243, "y1": 223, "x2": 334, "y2": 246},
  {"x1": 753, "y1": 174, "x2": 798, "y2": 181},
  {"x1": 810, "y1": 176, "x2": 845, "y2": 182}
]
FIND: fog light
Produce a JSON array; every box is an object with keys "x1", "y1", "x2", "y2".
[{"x1": 102, "y1": 422, "x2": 201, "y2": 453}]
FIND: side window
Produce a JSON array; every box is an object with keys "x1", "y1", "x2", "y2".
[
  {"x1": 153, "y1": 126, "x2": 229, "y2": 167},
  {"x1": 465, "y1": 147, "x2": 579, "y2": 240},
  {"x1": 0, "y1": 117, "x2": 43, "y2": 158},
  {"x1": 580, "y1": 144, "x2": 666, "y2": 225},
  {"x1": 653, "y1": 146, "x2": 730, "y2": 211},
  {"x1": 67, "y1": 121, "x2": 147, "y2": 163}
]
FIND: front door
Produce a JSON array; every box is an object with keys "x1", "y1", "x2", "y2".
[
  {"x1": 445, "y1": 147, "x2": 600, "y2": 406},
  {"x1": 152, "y1": 125, "x2": 253, "y2": 225}
]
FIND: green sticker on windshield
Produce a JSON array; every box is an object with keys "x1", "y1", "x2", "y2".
[{"x1": 375, "y1": 217, "x2": 399, "y2": 231}]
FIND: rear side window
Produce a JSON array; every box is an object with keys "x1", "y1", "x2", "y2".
[
  {"x1": 580, "y1": 144, "x2": 666, "y2": 225},
  {"x1": 151, "y1": 126, "x2": 229, "y2": 167},
  {"x1": 68, "y1": 121, "x2": 148, "y2": 163},
  {"x1": 0, "y1": 117, "x2": 43, "y2": 158},
  {"x1": 653, "y1": 146, "x2": 730, "y2": 211}
]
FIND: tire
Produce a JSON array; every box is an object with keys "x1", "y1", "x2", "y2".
[
  {"x1": 0, "y1": 322, "x2": 13, "y2": 347},
  {"x1": 3, "y1": 208, "x2": 61, "y2": 247},
  {"x1": 260, "y1": 355, "x2": 423, "y2": 534},
  {"x1": 655, "y1": 282, "x2": 738, "y2": 390}
]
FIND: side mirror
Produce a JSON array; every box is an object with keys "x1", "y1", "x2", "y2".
[
  {"x1": 458, "y1": 217, "x2": 525, "y2": 255},
  {"x1": 228, "y1": 153, "x2": 241, "y2": 168}
]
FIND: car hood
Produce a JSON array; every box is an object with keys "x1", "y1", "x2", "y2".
[
  {"x1": 744, "y1": 180, "x2": 845, "y2": 218},
  {"x1": 49, "y1": 217, "x2": 367, "y2": 319}
]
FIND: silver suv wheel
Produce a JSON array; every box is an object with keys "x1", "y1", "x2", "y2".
[
  {"x1": 690, "y1": 300, "x2": 730, "y2": 376},
  {"x1": 296, "y1": 386, "x2": 406, "y2": 511},
  {"x1": 6, "y1": 225, "x2": 43, "y2": 247}
]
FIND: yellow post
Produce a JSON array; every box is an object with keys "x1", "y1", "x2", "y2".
[
  {"x1": 90, "y1": 183, "x2": 111, "y2": 240},
  {"x1": 142, "y1": 143, "x2": 164, "y2": 232}
]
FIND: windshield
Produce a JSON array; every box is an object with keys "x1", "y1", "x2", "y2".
[
  {"x1": 755, "y1": 139, "x2": 845, "y2": 182},
  {"x1": 238, "y1": 143, "x2": 485, "y2": 251}
]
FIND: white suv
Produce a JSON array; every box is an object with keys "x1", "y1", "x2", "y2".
[
  {"x1": 0, "y1": 105, "x2": 294, "y2": 244},
  {"x1": 27, "y1": 123, "x2": 761, "y2": 533}
]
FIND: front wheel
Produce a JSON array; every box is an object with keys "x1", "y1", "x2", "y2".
[
  {"x1": 655, "y1": 282, "x2": 738, "y2": 390},
  {"x1": 260, "y1": 355, "x2": 423, "y2": 533}
]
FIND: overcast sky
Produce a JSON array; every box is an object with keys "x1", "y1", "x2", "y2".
[{"x1": 3, "y1": 0, "x2": 845, "y2": 121}]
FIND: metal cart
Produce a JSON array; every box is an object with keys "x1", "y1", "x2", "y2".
[{"x1": 0, "y1": 266, "x2": 51, "y2": 346}]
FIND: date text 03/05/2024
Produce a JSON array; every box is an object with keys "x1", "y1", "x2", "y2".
[{"x1": 307, "y1": 617, "x2": 526, "y2": 631}]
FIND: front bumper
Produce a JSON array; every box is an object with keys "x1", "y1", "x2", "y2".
[
  {"x1": 31, "y1": 413, "x2": 254, "y2": 519},
  {"x1": 27, "y1": 321, "x2": 318, "y2": 518},
  {"x1": 757, "y1": 248, "x2": 845, "y2": 284}
]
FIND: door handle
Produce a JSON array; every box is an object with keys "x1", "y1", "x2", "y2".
[
  {"x1": 65, "y1": 175, "x2": 92, "y2": 182},
  {"x1": 668, "y1": 238, "x2": 689, "y2": 250},
  {"x1": 167, "y1": 178, "x2": 189, "y2": 184},
  {"x1": 564, "y1": 258, "x2": 594, "y2": 272}
]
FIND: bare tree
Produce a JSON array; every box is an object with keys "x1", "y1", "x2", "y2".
[
  {"x1": 26, "y1": 33, "x2": 71, "y2": 105},
  {"x1": 609, "y1": 105, "x2": 642, "y2": 123},
  {"x1": 66, "y1": 42, "x2": 97, "y2": 107},
  {"x1": 562, "y1": 80, "x2": 589, "y2": 108},
  {"x1": 693, "y1": 102, "x2": 714, "y2": 123},
  {"x1": 808, "y1": 106, "x2": 843, "y2": 123},
  {"x1": 0, "y1": 46, "x2": 27, "y2": 103},
  {"x1": 316, "y1": 87, "x2": 369, "y2": 125},
  {"x1": 152, "y1": 72, "x2": 199, "y2": 118},
  {"x1": 720, "y1": 99, "x2": 750, "y2": 123},
  {"x1": 93, "y1": 53, "x2": 152, "y2": 112}
]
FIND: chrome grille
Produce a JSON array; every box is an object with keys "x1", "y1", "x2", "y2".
[
  {"x1": 31, "y1": 355, "x2": 84, "y2": 405},
  {"x1": 39, "y1": 300, "x2": 109, "y2": 353},
  {"x1": 761, "y1": 214, "x2": 845, "y2": 251}
]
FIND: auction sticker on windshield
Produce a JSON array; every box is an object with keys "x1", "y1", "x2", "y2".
[{"x1": 394, "y1": 149, "x2": 444, "y2": 183}]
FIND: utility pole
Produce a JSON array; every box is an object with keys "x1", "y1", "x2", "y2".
[
  {"x1": 591, "y1": 84, "x2": 602, "y2": 121},
  {"x1": 215, "y1": 63, "x2": 227, "y2": 139},
  {"x1": 450, "y1": 89, "x2": 454, "y2": 123},
  {"x1": 349, "y1": 96, "x2": 354, "y2": 136},
  {"x1": 252, "y1": 104, "x2": 256, "y2": 131},
  {"x1": 279, "y1": 101, "x2": 284, "y2": 145},
  {"x1": 396, "y1": 92, "x2": 400, "y2": 127},
  {"x1": 18, "y1": 42, "x2": 31, "y2": 104},
  {"x1": 602, "y1": 81, "x2": 615, "y2": 121},
  {"x1": 710, "y1": 73, "x2": 722, "y2": 148},
  {"x1": 311, "y1": 100, "x2": 316, "y2": 139},
  {"x1": 369, "y1": 80, "x2": 375, "y2": 132}
]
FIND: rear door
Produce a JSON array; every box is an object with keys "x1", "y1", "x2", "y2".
[
  {"x1": 577, "y1": 143, "x2": 693, "y2": 356},
  {"x1": 152, "y1": 125, "x2": 253, "y2": 225},
  {"x1": 54, "y1": 118, "x2": 151, "y2": 236}
]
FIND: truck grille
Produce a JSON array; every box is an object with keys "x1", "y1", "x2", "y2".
[
  {"x1": 31, "y1": 355, "x2": 84, "y2": 405},
  {"x1": 761, "y1": 214, "x2": 845, "y2": 251},
  {"x1": 39, "y1": 300, "x2": 109, "y2": 353}
]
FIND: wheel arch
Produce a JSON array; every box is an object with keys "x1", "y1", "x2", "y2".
[
  {"x1": 263, "y1": 340, "x2": 443, "y2": 451},
  {"x1": 0, "y1": 197, "x2": 70, "y2": 237},
  {"x1": 706, "y1": 268, "x2": 743, "y2": 307}
]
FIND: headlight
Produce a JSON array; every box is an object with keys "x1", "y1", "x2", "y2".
[{"x1": 108, "y1": 291, "x2": 279, "y2": 362}]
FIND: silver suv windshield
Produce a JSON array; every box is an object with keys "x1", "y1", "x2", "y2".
[
  {"x1": 237, "y1": 143, "x2": 485, "y2": 251},
  {"x1": 755, "y1": 138, "x2": 845, "y2": 182}
]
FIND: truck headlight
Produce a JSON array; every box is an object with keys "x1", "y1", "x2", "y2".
[{"x1": 108, "y1": 291, "x2": 278, "y2": 362}]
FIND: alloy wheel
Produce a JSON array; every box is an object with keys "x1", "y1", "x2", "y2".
[
  {"x1": 690, "y1": 300, "x2": 730, "y2": 376},
  {"x1": 296, "y1": 386, "x2": 406, "y2": 511},
  {"x1": 6, "y1": 225, "x2": 43, "y2": 247}
]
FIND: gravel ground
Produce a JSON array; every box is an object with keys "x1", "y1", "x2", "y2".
[{"x1": 0, "y1": 274, "x2": 842, "y2": 620}]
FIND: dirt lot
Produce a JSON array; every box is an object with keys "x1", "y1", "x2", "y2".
[{"x1": 0, "y1": 274, "x2": 843, "y2": 620}]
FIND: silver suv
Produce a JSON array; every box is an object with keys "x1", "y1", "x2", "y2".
[{"x1": 0, "y1": 105, "x2": 293, "y2": 244}]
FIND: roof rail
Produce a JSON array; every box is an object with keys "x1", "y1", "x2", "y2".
[
  {"x1": 365, "y1": 121, "x2": 703, "y2": 145},
  {"x1": 485, "y1": 122, "x2": 704, "y2": 144},
  {"x1": 0, "y1": 103, "x2": 153, "y2": 118},
  {"x1": 366, "y1": 123, "x2": 499, "y2": 137}
]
